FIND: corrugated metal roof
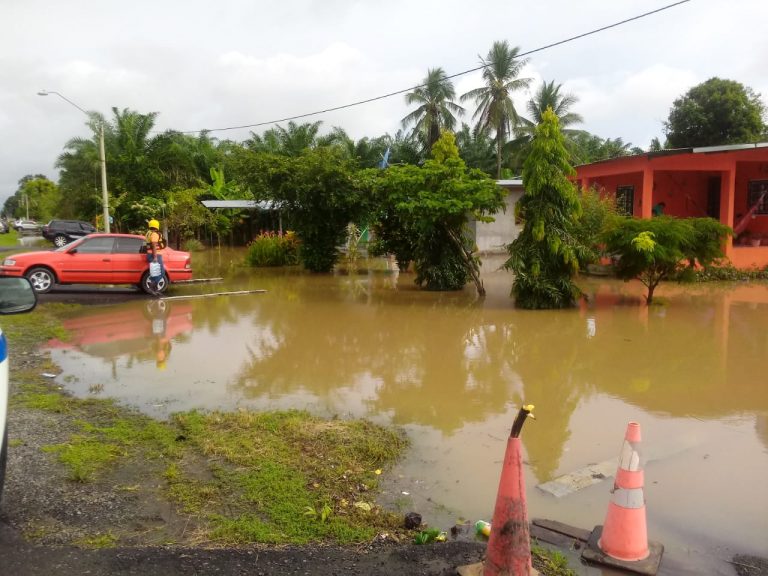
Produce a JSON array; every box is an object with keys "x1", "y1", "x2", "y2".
[{"x1": 200, "y1": 200, "x2": 280, "y2": 210}]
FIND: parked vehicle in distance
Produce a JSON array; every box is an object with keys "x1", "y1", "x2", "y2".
[
  {"x1": 13, "y1": 219, "x2": 40, "y2": 234},
  {"x1": 0, "y1": 221, "x2": 8, "y2": 234},
  {"x1": 0, "y1": 233, "x2": 192, "y2": 295},
  {"x1": 42, "y1": 219, "x2": 97, "y2": 247},
  {"x1": 0, "y1": 276, "x2": 38, "y2": 503}
]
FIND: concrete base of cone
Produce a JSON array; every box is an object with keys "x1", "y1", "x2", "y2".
[
  {"x1": 456, "y1": 562, "x2": 539, "y2": 576},
  {"x1": 581, "y1": 526, "x2": 664, "y2": 575}
]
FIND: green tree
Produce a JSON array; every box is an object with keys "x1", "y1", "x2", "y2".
[
  {"x1": 455, "y1": 123, "x2": 496, "y2": 175},
  {"x1": 165, "y1": 187, "x2": 215, "y2": 248},
  {"x1": 511, "y1": 80, "x2": 583, "y2": 168},
  {"x1": 505, "y1": 108, "x2": 584, "y2": 309},
  {"x1": 364, "y1": 132, "x2": 504, "y2": 294},
  {"x1": 461, "y1": 41, "x2": 531, "y2": 178},
  {"x1": 569, "y1": 132, "x2": 642, "y2": 164},
  {"x1": 247, "y1": 121, "x2": 327, "y2": 156},
  {"x1": 6, "y1": 175, "x2": 61, "y2": 222},
  {"x1": 603, "y1": 216, "x2": 730, "y2": 304},
  {"x1": 232, "y1": 147, "x2": 363, "y2": 272},
  {"x1": 664, "y1": 77, "x2": 767, "y2": 148},
  {"x1": 572, "y1": 186, "x2": 619, "y2": 267},
  {"x1": 402, "y1": 68, "x2": 464, "y2": 153}
]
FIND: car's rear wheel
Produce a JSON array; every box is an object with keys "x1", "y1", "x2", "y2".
[
  {"x1": 26, "y1": 267, "x2": 55, "y2": 294},
  {"x1": 53, "y1": 234, "x2": 68, "y2": 247},
  {"x1": 140, "y1": 271, "x2": 169, "y2": 295}
]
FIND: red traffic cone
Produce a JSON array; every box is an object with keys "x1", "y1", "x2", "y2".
[{"x1": 484, "y1": 405, "x2": 534, "y2": 576}]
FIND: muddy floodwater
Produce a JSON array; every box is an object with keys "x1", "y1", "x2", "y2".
[{"x1": 45, "y1": 251, "x2": 768, "y2": 574}]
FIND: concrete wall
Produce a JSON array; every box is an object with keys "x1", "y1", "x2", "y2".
[{"x1": 474, "y1": 182, "x2": 524, "y2": 254}]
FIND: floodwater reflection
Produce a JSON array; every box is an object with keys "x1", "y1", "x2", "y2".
[{"x1": 44, "y1": 255, "x2": 768, "y2": 569}]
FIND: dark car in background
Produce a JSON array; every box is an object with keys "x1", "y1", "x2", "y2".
[{"x1": 42, "y1": 219, "x2": 97, "y2": 247}]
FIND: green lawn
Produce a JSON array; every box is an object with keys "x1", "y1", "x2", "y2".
[
  {"x1": 0, "y1": 229, "x2": 19, "y2": 247},
  {"x1": 0, "y1": 229, "x2": 49, "y2": 252}
]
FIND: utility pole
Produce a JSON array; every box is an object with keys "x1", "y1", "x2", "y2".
[{"x1": 38, "y1": 90, "x2": 110, "y2": 232}]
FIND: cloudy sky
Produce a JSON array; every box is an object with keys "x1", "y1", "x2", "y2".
[{"x1": 2, "y1": 0, "x2": 767, "y2": 206}]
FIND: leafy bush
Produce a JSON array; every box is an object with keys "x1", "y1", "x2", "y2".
[
  {"x1": 182, "y1": 238, "x2": 205, "y2": 252},
  {"x1": 674, "y1": 264, "x2": 768, "y2": 282},
  {"x1": 246, "y1": 231, "x2": 299, "y2": 267},
  {"x1": 573, "y1": 186, "x2": 619, "y2": 266}
]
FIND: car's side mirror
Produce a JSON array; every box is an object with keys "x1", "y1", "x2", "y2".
[{"x1": 0, "y1": 277, "x2": 37, "y2": 315}]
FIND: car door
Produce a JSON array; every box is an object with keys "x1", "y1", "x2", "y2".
[
  {"x1": 57, "y1": 236, "x2": 116, "y2": 284},
  {"x1": 110, "y1": 237, "x2": 147, "y2": 283}
]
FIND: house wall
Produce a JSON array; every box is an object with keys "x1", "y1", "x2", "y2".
[
  {"x1": 735, "y1": 162, "x2": 768, "y2": 237},
  {"x1": 652, "y1": 171, "x2": 715, "y2": 217},
  {"x1": 582, "y1": 172, "x2": 643, "y2": 216},
  {"x1": 474, "y1": 186, "x2": 523, "y2": 253},
  {"x1": 575, "y1": 147, "x2": 768, "y2": 269}
]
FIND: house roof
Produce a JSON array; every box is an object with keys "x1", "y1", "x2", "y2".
[{"x1": 575, "y1": 141, "x2": 768, "y2": 168}]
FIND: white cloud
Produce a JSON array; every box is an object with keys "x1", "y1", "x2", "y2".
[
  {"x1": 2, "y1": 0, "x2": 768, "y2": 205},
  {"x1": 568, "y1": 65, "x2": 699, "y2": 147}
]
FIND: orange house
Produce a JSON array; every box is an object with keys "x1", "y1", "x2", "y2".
[{"x1": 574, "y1": 143, "x2": 768, "y2": 269}]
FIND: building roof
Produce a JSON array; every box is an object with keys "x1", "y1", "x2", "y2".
[
  {"x1": 200, "y1": 200, "x2": 281, "y2": 210},
  {"x1": 575, "y1": 141, "x2": 768, "y2": 168}
]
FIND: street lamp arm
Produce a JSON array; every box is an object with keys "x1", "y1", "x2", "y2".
[{"x1": 37, "y1": 90, "x2": 89, "y2": 115}]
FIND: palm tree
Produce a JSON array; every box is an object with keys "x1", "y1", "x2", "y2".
[
  {"x1": 461, "y1": 41, "x2": 531, "y2": 178},
  {"x1": 402, "y1": 68, "x2": 464, "y2": 153},
  {"x1": 510, "y1": 80, "x2": 583, "y2": 169},
  {"x1": 517, "y1": 80, "x2": 583, "y2": 138},
  {"x1": 247, "y1": 121, "x2": 327, "y2": 156}
]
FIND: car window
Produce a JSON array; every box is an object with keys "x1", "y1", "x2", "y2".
[
  {"x1": 65, "y1": 222, "x2": 80, "y2": 232},
  {"x1": 73, "y1": 237, "x2": 115, "y2": 254},
  {"x1": 114, "y1": 237, "x2": 144, "y2": 254},
  {"x1": 81, "y1": 223, "x2": 96, "y2": 232}
]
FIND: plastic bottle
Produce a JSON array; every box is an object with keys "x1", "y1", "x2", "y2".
[{"x1": 474, "y1": 520, "x2": 491, "y2": 537}]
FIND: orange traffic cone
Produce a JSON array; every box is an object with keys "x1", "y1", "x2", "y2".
[
  {"x1": 484, "y1": 405, "x2": 534, "y2": 576},
  {"x1": 599, "y1": 421, "x2": 648, "y2": 560},
  {"x1": 582, "y1": 421, "x2": 664, "y2": 575}
]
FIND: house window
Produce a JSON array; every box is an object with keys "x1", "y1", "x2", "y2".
[
  {"x1": 747, "y1": 180, "x2": 768, "y2": 214},
  {"x1": 616, "y1": 185, "x2": 635, "y2": 216}
]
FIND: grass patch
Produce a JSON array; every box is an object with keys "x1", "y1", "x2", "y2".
[
  {"x1": 44, "y1": 438, "x2": 122, "y2": 483},
  {"x1": 170, "y1": 410, "x2": 408, "y2": 544},
  {"x1": 532, "y1": 546, "x2": 576, "y2": 575},
  {"x1": 74, "y1": 532, "x2": 118, "y2": 549}
]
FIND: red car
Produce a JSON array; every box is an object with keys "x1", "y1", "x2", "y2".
[{"x1": 0, "y1": 234, "x2": 192, "y2": 294}]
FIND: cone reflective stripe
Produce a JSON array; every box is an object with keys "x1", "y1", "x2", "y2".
[
  {"x1": 484, "y1": 436, "x2": 532, "y2": 576},
  {"x1": 599, "y1": 422, "x2": 650, "y2": 562}
]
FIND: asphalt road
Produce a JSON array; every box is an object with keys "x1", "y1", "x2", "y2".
[{"x1": 0, "y1": 520, "x2": 486, "y2": 576}]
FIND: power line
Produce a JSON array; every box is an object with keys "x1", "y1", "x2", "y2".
[{"x1": 176, "y1": 0, "x2": 691, "y2": 135}]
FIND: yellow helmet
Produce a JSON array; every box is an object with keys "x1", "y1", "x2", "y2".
[{"x1": 148, "y1": 219, "x2": 160, "y2": 230}]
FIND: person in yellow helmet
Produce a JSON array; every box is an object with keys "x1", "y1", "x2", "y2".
[{"x1": 145, "y1": 219, "x2": 166, "y2": 296}]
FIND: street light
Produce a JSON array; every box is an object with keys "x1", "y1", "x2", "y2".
[{"x1": 37, "y1": 90, "x2": 111, "y2": 233}]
